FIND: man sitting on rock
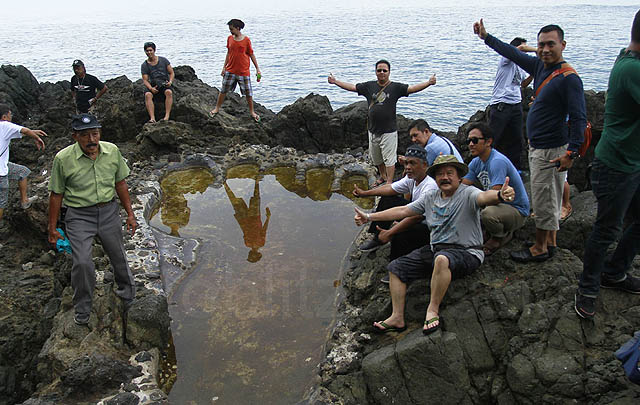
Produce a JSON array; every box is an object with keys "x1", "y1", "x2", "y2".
[
  {"x1": 71, "y1": 59, "x2": 108, "y2": 114},
  {"x1": 0, "y1": 104, "x2": 46, "y2": 225},
  {"x1": 328, "y1": 61, "x2": 437, "y2": 186},
  {"x1": 353, "y1": 145, "x2": 437, "y2": 270},
  {"x1": 354, "y1": 155, "x2": 515, "y2": 335},
  {"x1": 406, "y1": 119, "x2": 463, "y2": 164},
  {"x1": 462, "y1": 122, "x2": 529, "y2": 255},
  {"x1": 48, "y1": 114, "x2": 137, "y2": 325},
  {"x1": 141, "y1": 42, "x2": 175, "y2": 123}
]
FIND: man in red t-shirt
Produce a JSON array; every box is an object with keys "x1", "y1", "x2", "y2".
[{"x1": 210, "y1": 19, "x2": 262, "y2": 122}]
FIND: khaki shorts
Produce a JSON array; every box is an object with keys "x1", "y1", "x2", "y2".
[
  {"x1": 529, "y1": 144, "x2": 567, "y2": 231},
  {"x1": 368, "y1": 130, "x2": 398, "y2": 167},
  {"x1": 481, "y1": 203, "x2": 527, "y2": 238}
]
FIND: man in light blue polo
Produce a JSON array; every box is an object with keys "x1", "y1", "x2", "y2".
[
  {"x1": 407, "y1": 119, "x2": 463, "y2": 164},
  {"x1": 48, "y1": 114, "x2": 137, "y2": 325},
  {"x1": 462, "y1": 122, "x2": 530, "y2": 255}
]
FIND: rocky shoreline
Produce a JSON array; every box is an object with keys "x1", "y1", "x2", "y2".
[{"x1": 0, "y1": 64, "x2": 638, "y2": 404}]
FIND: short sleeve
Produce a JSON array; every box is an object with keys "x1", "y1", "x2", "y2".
[
  {"x1": 398, "y1": 83, "x2": 409, "y2": 98},
  {"x1": 488, "y1": 161, "x2": 508, "y2": 188},
  {"x1": 355, "y1": 82, "x2": 366, "y2": 97},
  {"x1": 48, "y1": 156, "x2": 66, "y2": 194},
  {"x1": 92, "y1": 75, "x2": 105, "y2": 90},
  {"x1": 467, "y1": 185, "x2": 483, "y2": 211},
  {"x1": 141, "y1": 62, "x2": 149, "y2": 76},
  {"x1": 245, "y1": 37, "x2": 253, "y2": 55},
  {"x1": 391, "y1": 176, "x2": 410, "y2": 194},
  {"x1": 464, "y1": 159, "x2": 479, "y2": 182},
  {"x1": 114, "y1": 150, "x2": 131, "y2": 182}
]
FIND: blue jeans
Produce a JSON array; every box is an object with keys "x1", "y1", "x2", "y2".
[{"x1": 578, "y1": 158, "x2": 640, "y2": 297}]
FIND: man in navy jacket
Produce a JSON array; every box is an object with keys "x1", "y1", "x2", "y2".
[{"x1": 474, "y1": 19, "x2": 587, "y2": 263}]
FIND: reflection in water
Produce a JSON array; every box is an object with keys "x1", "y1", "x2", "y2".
[
  {"x1": 151, "y1": 165, "x2": 374, "y2": 404},
  {"x1": 224, "y1": 180, "x2": 271, "y2": 263}
]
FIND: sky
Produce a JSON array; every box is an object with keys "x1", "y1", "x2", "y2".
[{"x1": 6, "y1": 0, "x2": 638, "y2": 22}]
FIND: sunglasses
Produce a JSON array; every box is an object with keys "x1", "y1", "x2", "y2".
[
  {"x1": 376, "y1": 69, "x2": 389, "y2": 73},
  {"x1": 467, "y1": 137, "x2": 485, "y2": 144}
]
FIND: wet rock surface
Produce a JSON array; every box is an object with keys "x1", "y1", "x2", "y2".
[{"x1": 0, "y1": 64, "x2": 633, "y2": 404}]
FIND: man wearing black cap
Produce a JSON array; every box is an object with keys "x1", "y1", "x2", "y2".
[
  {"x1": 353, "y1": 145, "x2": 436, "y2": 262},
  {"x1": 71, "y1": 60, "x2": 108, "y2": 114},
  {"x1": 355, "y1": 154, "x2": 515, "y2": 335},
  {"x1": 47, "y1": 114, "x2": 137, "y2": 325}
]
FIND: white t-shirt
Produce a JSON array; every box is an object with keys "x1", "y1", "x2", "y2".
[
  {"x1": 0, "y1": 121, "x2": 24, "y2": 176},
  {"x1": 391, "y1": 174, "x2": 438, "y2": 202}
]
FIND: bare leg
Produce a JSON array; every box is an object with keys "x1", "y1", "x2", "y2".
[
  {"x1": 548, "y1": 230, "x2": 557, "y2": 247},
  {"x1": 144, "y1": 92, "x2": 156, "y2": 122},
  {"x1": 373, "y1": 272, "x2": 406, "y2": 330},
  {"x1": 424, "y1": 255, "x2": 451, "y2": 331},
  {"x1": 384, "y1": 165, "x2": 395, "y2": 185},
  {"x1": 0, "y1": 208, "x2": 4, "y2": 222},
  {"x1": 531, "y1": 228, "x2": 550, "y2": 255},
  {"x1": 210, "y1": 92, "x2": 226, "y2": 115},
  {"x1": 18, "y1": 177, "x2": 28, "y2": 204},
  {"x1": 561, "y1": 181, "x2": 572, "y2": 219},
  {"x1": 246, "y1": 95, "x2": 259, "y2": 121},
  {"x1": 162, "y1": 89, "x2": 173, "y2": 121}
]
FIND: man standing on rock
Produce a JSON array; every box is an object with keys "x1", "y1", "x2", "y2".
[
  {"x1": 142, "y1": 42, "x2": 175, "y2": 123},
  {"x1": 487, "y1": 37, "x2": 536, "y2": 170},
  {"x1": 354, "y1": 155, "x2": 515, "y2": 335},
  {"x1": 462, "y1": 122, "x2": 529, "y2": 255},
  {"x1": 474, "y1": 20, "x2": 587, "y2": 263},
  {"x1": 0, "y1": 104, "x2": 46, "y2": 224},
  {"x1": 328, "y1": 61, "x2": 437, "y2": 186},
  {"x1": 575, "y1": 10, "x2": 640, "y2": 319},
  {"x1": 353, "y1": 145, "x2": 437, "y2": 265},
  {"x1": 71, "y1": 59, "x2": 108, "y2": 114},
  {"x1": 48, "y1": 114, "x2": 137, "y2": 326}
]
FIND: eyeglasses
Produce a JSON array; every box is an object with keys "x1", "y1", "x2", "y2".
[
  {"x1": 376, "y1": 69, "x2": 389, "y2": 73},
  {"x1": 467, "y1": 137, "x2": 485, "y2": 144}
]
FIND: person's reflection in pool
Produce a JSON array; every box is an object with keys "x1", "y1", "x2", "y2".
[
  {"x1": 162, "y1": 195, "x2": 189, "y2": 237},
  {"x1": 224, "y1": 179, "x2": 271, "y2": 263}
]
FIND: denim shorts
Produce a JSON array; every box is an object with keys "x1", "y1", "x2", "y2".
[{"x1": 0, "y1": 162, "x2": 31, "y2": 208}]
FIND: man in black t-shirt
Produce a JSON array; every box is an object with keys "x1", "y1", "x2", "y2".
[
  {"x1": 141, "y1": 41, "x2": 175, "y2": 123},
  {"x1": 71, "y1": 60, "x2": 107, "y2": 114},
  {"x1": 328, "y1": 60, "x2": 436, "y2": 186}
]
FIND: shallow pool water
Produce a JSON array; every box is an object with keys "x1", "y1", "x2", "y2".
[{"x1": 150, "y1": 165, "x2": 372, "y2": 404}]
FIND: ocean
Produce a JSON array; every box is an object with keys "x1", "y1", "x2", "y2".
[{"x1": 1, "y1": 1, "x2": 636, "y2": 131}]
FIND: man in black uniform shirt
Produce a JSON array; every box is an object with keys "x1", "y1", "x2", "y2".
[{"x1": 71, "y1": 60, "x2": 108, "y2": 113}]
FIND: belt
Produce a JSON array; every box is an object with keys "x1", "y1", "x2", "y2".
[{"x1": 94, "y1": 199, "x2": 115, "y2": 208}]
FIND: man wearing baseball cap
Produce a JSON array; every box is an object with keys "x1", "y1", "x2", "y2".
[
  {"x1": 71, "y1": 60, "x2": 108, "y2": 113},
  {"x1": 47, "y1": 113, "x2": 137, "y2": 325},
  {"x1": 355, "y1": 154, "x2": 515, "y2": 335}
]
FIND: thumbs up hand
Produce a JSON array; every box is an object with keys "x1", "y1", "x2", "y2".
[{"x1": 499, "y1": 176, "x2": 515, "y2": 202}]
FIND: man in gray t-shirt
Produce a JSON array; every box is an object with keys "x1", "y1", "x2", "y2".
[
  {"x1": 354, "y1": 155, "x2": 515, "y2": 336},
  {"x1": 328, "y1": 60, "x2": 436, "y2": 186},
  {"x1": 141, "y1": 41, "x2": 175, "y2": 123}
]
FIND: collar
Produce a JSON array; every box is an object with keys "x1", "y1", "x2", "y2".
[{"x1": 479, "y1": 147, "x2": 494, "y2": 163}]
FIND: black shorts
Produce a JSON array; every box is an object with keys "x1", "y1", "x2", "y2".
[
  {"x1": 145, "y1": 83, "x2": 171, "y2": 99},
  {"x1": 387, "y1": 245, "x2": 481, "y2": 284}
]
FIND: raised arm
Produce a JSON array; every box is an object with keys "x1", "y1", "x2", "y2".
[
  {"x1": 328, "y1": 73, "x2": 357, "y2": 92},
  {"x1": 473, "y1": 18, "x2": 538, "y2": 74},
  {"x1": 407, "y1": 74, "x2": 436, "y2": 94},
  {"x1": 476, "y1": 176, "x2": 515, "y2": 207}
]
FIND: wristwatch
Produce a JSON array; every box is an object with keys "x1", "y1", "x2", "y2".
[{"x1": 566, "y1": 151, "x2": 579, "y2": 160}]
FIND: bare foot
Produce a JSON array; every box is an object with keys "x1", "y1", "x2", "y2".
[
  {"x1": 147, "y1": 118, "x2": 156, "y2": 123},
  {"x1": 161, "y1": 116, "x2": 169, "y2": 121},
  {"x1": 209, "y1": 108, "x2": 219, "y2": 117},
  {"x1": 561, "y1": 205, "x2": 573, "y2": 221},
  {"x1": 251, "y1": 112, "x2": 260, "y2": 122}
]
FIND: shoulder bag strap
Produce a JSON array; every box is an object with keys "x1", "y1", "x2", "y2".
[{"x1": 534, "y1": 62, "x2": 577, "y2": 98}]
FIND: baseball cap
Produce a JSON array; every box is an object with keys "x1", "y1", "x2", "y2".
[
  {"x1": 71, "y1": 114, "x2": 102, "y2": 131},
  {"x1": 72, "y1": 59, "x2": 84, "y2": 67}
]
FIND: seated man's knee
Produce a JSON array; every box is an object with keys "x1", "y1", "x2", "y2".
[
  {"x1": 433, "y1": 254, "x2": 450, "y2": 270},
  {"x1": 144, "y1": 92, "x2": 153, "y2": 101},
  {"x1": 165, "y1": 89, "x2": 173, "y2": 97}
]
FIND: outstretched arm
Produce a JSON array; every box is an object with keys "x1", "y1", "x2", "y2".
[
  {"x1": 353, "y1": 183, "x2": 397, "y2": 197},
  {"x1": 473, "y1": 18, "x2": 538, "y2": 74},
  {"x1": 354, "y1": 205, "x2": 419, "y2": 226},
  {"x1": 328, "y1": 73, "x2": 357, "y2": 92},
  {"x1": 20, "y1": 127, "x2": 46, "y2": 150},
  {"x1": 476, "y1": 177, "x2": 515, "y2": 207},
  {"x1": 407, "y1": 74, "x2": 436, "y2": 94}
]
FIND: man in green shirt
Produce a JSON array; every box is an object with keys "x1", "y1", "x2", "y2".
[
  {"x1": 575, "y1": 10, "x2": 640, "y2": 319},
  {"x1": 48, "y1": 114, "x2": 137, "y2": 325}
]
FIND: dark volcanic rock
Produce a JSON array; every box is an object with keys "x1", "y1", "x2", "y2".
[
  {"x1": 126, "y1": 295, "x2": 171, "y2": 350},
  {"x1": 60, "y1": 354, "x2": 142, "y2": 396}
]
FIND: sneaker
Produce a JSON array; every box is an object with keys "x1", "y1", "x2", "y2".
[
  {"x1": 381, "y1": 274, "x2": 389, "y2": 284},
  {"x1": 359, "y1": 238, "x2": 384, "y2": 252},
  {"x1": 574, "y1": 293, "x2": 596, "y2": 319},
  {"x1": 601, "y1": 274, "x2": 640, "y2": 294},
  {"x1": 74, "y1": 313, "x2": 90, "y2": 325},
  {"x1": 21, "y1": 196, "x2": 37, "y2": 209}
]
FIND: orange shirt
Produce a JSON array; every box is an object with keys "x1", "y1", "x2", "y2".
[{"x1": 225, "y1": 35, "x2": 253, "y2": 76}]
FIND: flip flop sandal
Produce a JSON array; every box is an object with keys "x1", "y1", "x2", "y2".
[
  {"x1": 423, "y1": 316, "x2": 443, "y2": 335},
  {"x1": 373, "y1": 321, "x2": 407, "y2": 334}
]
